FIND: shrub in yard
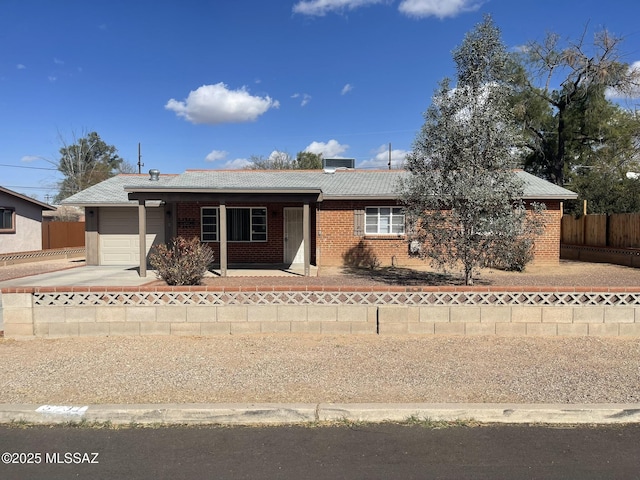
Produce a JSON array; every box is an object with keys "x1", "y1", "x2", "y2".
[
  {"x1": 149, "y1": 236, "x2": 214, "y2": 286},
  {"x1": 487, "y1": 236, "x2": 535, "y2": 272}
]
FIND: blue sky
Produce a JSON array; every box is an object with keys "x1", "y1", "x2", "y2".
[{"x1": 1, "y1": 0, "x2": 639, "y2": 202}]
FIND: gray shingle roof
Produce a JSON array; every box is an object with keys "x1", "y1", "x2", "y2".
[
  {"x1": 61, "y1": 174, "x2": 178, "y2": 205},
  {"x1": 515, "y1": 170, "x2": 577, "y2": 199},
  {"x1": 0, "y1": 186, "x2": 56, "y2": 210},
  {"x1": 61, "y1": 169, "x2": 577, "y2": 206},
  {"x1": 152, "y1": 170, "x2": 404, "y2": 198}
]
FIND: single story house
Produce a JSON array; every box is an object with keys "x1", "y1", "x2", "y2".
[
  {"x1": 61, "y1": 169, "x2": 577, "y2": 276},
  {"x1": 0, "y1": 186, "x2": 56, "y2": 254}
]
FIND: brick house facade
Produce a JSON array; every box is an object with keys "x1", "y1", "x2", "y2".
[
  {"x1": 63, "y1": 169, "x2": 577, "y2": 276},
  {"x1": 173, "y1": 196, "x2": 564, "y2": 270},
  {"x1": 314, "y1": 199, "x2": 563, "y2": 268}
]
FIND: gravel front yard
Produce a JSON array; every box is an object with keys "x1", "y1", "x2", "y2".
[
  {"x1": 1, "y1": 259, "x2": 639, "y2": 405},
  {"x1": 1, "y1": 335, "x2": 639, "y2": 405}
]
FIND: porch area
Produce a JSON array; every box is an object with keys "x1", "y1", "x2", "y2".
[{"x1": 207, "y1": 264, "x2": 319, "y2": 277}]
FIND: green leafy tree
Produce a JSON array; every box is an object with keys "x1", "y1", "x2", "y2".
[
  {"x1": 513, "y1": 28, "x2": 640, "y2": 186},
  {"x1": 401, "y1": 16, "x2": 545, "y2": 285},
  {"x1": 54, "y1": 131, "x2": 124, "y2": 202},
  {"x1": 565, "y1": 102, "x2": 640, "y2": 213},
  {"x1": 295, "y1": 151, "x2": 323, "y2": 169}
]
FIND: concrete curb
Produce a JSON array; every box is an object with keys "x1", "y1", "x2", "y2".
[{"x1": 1, "y1": 403, "x2": 639, "y2": 426}]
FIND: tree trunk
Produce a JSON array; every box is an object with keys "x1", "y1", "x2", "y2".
[
  {"x1": 465, "y1": 265, "x2": 474, "y2": 286},
  {"x1": 553, "y1": 105, "x2": 567, "y2": 186}
]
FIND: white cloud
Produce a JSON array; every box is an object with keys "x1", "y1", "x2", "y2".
[
  {"x1": 53, "y1": 57, "x2": 64, "y2": 65},
  {"x1": 606, "y1": 61, "x2": 640, "y2": 100},
  {"x1": 291, "y1": 93, "x2": 312, "y2": 106},
  {"x1": 165, "y1": 83, "x2": 280, "y2": 125},
  {"x1": 21, "y1": 155, "x2": 42, "y2": 163},
  {"x1": 205, "y1": 150, "x2": 228, "y2": 162},
  {"x1": 304, "y1": 139, "x2": 349, "y2": 157},
  {"x1": 16, "y1": 64, "x2": 26, "y2": 70},
  {"x1": 222, "y1": 158, "x2": 252, "y2": 169},
  {"x1": 48, "y1": 76, "x2": 57, "y2": 82},
  {"x1": 293, "y1": 0, "x2": 384, "y2": 16},
  {"x1": 398, "y1": 0, "x2": 482, "y2": 19},
  {"x1": 293, "y1": 0, "x2": 480, "y2": 18},
  {"x1": 357, "y1": 144, "x2": 410, "y2": 169},
  {"x1": 341, "y1": 83, "x2": 353, "y2": 95},
  {"x1": 269, "y1": 150, "x2": 288, "y2": 160}
]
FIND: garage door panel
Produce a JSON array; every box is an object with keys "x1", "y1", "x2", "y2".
[
  {"x1": 99, "y1": 207, "x2": 165, "y2": 265},
  {"x1": 102, "y1": 252, "x2": 137, "y2": 264},
  {"x1": 102, "y1": 238, "x2": 135, "y2": 248}
]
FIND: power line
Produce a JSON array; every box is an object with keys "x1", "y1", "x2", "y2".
[
  {"x1": 4, "y1": 185, "x2": 58, "y2": 190},
  {"x1": 0, "y1": 163, "x2": 58, "y2": 171}
]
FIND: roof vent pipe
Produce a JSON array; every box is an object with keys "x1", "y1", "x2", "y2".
[{"x1": 149, "y1": 169, "x2": 160, "y2": 181}]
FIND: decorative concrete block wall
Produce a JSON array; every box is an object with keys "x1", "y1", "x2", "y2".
[
  {"x1": 376, "y1": 304, "x2": 640, "y2": 336},
  {"x1": 1, "y1": 286, "x2": 639, "y2": 339}
]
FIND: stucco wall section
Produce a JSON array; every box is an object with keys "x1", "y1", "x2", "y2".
[{"x1": 0, "y1": 191, "x2": 44, "y2": 254}]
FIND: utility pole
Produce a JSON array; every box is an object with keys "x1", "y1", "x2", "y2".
[
  {"x1": 137, "y1": 143, "x2": 144, "y2": 174},
  {"x1": 388, "y1": 143, "x2": 391, "y2": 170}
]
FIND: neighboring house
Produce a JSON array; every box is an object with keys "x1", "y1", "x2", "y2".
[
  {"x1": 0, "y1": 186, "x2": 56, "y2": 254},
  {"x1": 61, "y1": 169, "x2": 577, "y2": 276}
]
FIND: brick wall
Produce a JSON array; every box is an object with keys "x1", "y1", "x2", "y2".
[
  {"x1": 316, "y1": 200, "x2": 421, "y2": 267},
  {"x1": 175, "y1": 199, "x2": 563, "y2": 267},
  {"x1": 176, "y1": 202, "x2": 316, "y2": 264},
  {"x1": 317, "y1": 200, "x2": 564, "y2": 267},
  {"x1": 531, "y1": 200, "x2": 561, "y2": 265}
]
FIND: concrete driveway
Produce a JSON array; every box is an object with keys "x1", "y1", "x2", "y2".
[
  {"x1": 0, "y1": 264, "x2": 315, "y2": 288},
  {"x1": 0, "y1": 266, "x2": 156, "y2": 288}
]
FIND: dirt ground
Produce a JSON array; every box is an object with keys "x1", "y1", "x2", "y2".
[
  {"x1": 0, "y1": 257, "x2": 639, "y2": 287},
  {"x1": 198, "y1": 261, "x2": 640, "y2": 288}
]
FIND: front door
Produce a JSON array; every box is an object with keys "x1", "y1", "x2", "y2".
[{"x1": 284, "y1": 207, "x2": 304, "y2": 264}]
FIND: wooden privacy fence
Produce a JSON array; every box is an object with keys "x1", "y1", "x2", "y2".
[
  {"x1": 561, "y1": 213, "x2": 640, "y2": 248},
  {"x1": 42, "y1": 221, "x2": 85, "y2": 249}
]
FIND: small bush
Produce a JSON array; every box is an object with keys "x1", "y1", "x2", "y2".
[
  {"x1": 488, "y1": 237, "x2": 535, "y2": 272},
  {"x1": 149, "y1": 236, "x2": 214, "y2": 286}
]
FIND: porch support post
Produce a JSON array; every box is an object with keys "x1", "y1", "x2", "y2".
[
  {"x1": 303, "y1": 201, "x2": 310, "y2": 277},
  {"x1": 138, "y1": 200, "x2": 147, "y2": 277},
  {"x1": 219, "y1": 202, "x2": 227, "y2": 277}
]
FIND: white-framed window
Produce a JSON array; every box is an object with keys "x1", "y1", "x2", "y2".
[
  {"x1": 201, "y1": 207, "x2": 267, "y2": 242},
  {"x1": 201, "y1": 207, "x2": 218, "y2": 241},
  {"x1": 365, "y1": 207, "x2": 405, "y2": 235},
  {"x1": 0, "y1": 207, "x2": 15, "y2": 233}
]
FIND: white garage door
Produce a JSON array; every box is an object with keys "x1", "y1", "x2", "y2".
[{"x1": 99, "y1": 207, "x2": 165, "y2": 265}]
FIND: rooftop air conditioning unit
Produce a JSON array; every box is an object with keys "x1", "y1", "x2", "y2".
[{"x1": 323, "y1": 158, "x2": 355, "y2": 170}]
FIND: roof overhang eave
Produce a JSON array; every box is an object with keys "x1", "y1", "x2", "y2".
[
  {"x1": 124, "y1": 187, "x2": 323, "y2": 195},
  {"x1": 60, "y1": 201, "x2": 136, "y2": 207},
  {"x1": 323, "y1": 194, "x2": 399, "y2": 201},
  {"x1": 522, "y1": 194, "x2": 579, "y2": 201}
]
